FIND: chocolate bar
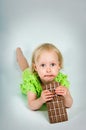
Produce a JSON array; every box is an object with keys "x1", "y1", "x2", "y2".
[{"x1": 42, "y1": 82, "x2": 68, "y2": 123}]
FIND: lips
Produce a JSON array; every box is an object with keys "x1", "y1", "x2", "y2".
[{"x1": 44, "y1": 75, "x2": 54, "y2": 78}]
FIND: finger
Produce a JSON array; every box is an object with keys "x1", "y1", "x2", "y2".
[
  {"x1": 55, "y1": 90, "x2": 63, "y2": 94},
  {"x1": 46, "y1": 94, "x2": 54, "y2": 98},
  {"x1": 46, "y1": 97, "x2": 53, "y2": 101}
]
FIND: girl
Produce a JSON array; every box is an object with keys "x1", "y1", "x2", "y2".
[{"x1": 16, "y1": 43, "x2": 73, "y2": 110}]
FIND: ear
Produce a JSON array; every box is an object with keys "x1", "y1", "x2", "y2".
[
  {"x1": 58, "y1": 64, "x2": 61, "y2": 70},
  {"x1": 58, "y1": 66, "x2": 61, "y2": 70},
  {"x1": 32, "y1": 63, "x2": 37, "y2": 71}
]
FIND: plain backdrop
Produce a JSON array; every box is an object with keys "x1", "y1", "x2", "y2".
[{"x1": 1, "y1": 0, "x2": 86, "y2": 130}]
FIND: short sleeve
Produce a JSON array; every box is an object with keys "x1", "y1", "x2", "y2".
[
  {"x1": 55, "y1": 72, "x2": 70, "y2": 88},
  {"x1": 20, "y1": 68, "x2": 42, "y2": 97}
]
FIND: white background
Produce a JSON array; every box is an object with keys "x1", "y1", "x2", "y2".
[{"x1": 1, "y1": 0, "x2": 86, "y2": 130}]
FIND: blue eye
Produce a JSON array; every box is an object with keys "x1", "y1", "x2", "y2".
[
  {"x1": 50, "y1": 63, "x2": 56, "y2": 66},
  {"x1": 41, "y1": 64, "x2": 45, "y2": 67}
]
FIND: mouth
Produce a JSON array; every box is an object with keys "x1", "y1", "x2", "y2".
[
  {"x1": 42, "y1": 75, "x2": 55, "y2": 84},
  {"x1": 44, "y1": 75, "x2": 54, "y2": 78}
]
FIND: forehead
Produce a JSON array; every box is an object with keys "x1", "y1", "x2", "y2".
[{"x1": 37, "y1": 50, "x2": 58, "y2": 61}]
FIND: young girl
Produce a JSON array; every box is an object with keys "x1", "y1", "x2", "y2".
[{"x1": 16, "y1": 43, "x2": 73, "y2": 110}]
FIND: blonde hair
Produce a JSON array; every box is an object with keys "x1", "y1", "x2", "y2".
[{"x1": 31, "y1": 43, "x2": 63, "y2": 73}]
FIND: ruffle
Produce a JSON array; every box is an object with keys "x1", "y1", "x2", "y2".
[
  {"x1": 20, "y1": 69, "x2": 70, "y2": 97},
  {"x1": 20, "y1": 68, "x2": 42, "y2": 97},
  {"x1": 55, "y1": 72, "x2": 70, "y2": 88}
]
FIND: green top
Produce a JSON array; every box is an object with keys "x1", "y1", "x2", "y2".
[{"x1": 20, "y1": 68, "x2": 70, "y2": 98}]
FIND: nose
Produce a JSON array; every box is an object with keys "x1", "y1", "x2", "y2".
[{"x1": 46, "y1": 66, "x2": 51, "y2": 72}]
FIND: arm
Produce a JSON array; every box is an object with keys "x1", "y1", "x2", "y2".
[
  {"x1": 27, "y1": 90, "x2": 54, "y2": 110},
  {"x1": 16, "y1": 47, "x2": 29, "y2": 71},
  {"x1": 55, "y1": 86, "x2": 73, "y2": 108}
]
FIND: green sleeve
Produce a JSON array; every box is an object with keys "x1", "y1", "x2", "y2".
[
  {"x1": 55, "y1": 72, "x2": 70, "y2": 88},
  {"x1": 20, "y1": 68, "x2": 42, "y2": 97}
]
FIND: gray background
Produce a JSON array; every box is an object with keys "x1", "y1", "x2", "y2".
[{"x1": 1, "y1": 0, "x2": 86, "y2": 130}]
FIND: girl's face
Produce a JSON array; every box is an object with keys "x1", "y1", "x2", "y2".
[{"x1": 34, "y1": 50, "x2": 60, "y2": 84}]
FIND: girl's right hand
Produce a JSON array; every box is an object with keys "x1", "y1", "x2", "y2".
[{"x1": 40, "y1": 90, "x2": 54, "y2": 103}]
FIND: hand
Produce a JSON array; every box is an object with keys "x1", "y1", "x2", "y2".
[
  {"x1": 55, "y1": 86, "x2": 69, "y2": 97},
  {"x1": 40, "y1": 90, "x2": 54, "y2": 103}
]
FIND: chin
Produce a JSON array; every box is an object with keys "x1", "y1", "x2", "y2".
[{"x1": 44, "y1": 79, "x2": 54, "y2": 84}]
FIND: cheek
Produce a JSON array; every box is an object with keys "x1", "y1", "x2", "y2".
[
  {"x1": 36, "y1": 68, "x2": 43, "y2": 76},
  {"x1": 37, "y1": 71, "x2": 44, "y2": 79},
  {"x1": 53, "y1": 67, "x2": 60, "y2": 74}
]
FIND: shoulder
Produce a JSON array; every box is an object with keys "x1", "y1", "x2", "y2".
[
  {"x1": 22, "y1": 68, "x2": 37, "y2": 80},
  {"x1": 20, "y1": 68, "x2": 42, "y2": 96},
  {"x1": 55, "y1": 72, "x2": 70, "y2": 88}
]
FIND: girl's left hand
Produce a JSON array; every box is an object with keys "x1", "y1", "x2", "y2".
[{"x1": 55, "y1": 86, "x2": 69, "y2": 97}]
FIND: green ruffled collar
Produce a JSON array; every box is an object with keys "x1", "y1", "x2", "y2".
[{"x1": 34, "y1": 71, "x2": 70, "y2": 88}]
